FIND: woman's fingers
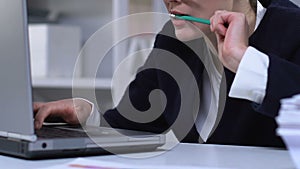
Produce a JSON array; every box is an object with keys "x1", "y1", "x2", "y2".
[
  {"x1": 33, "y1": 99, "x2": 92, "y2": 129},
  {"x1": 210, "y1": 10, "x2": 249, "y2": 73}
]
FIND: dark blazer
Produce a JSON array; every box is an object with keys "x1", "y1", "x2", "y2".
[
  {"x1": 103, "y1": 0, "x2": 300, "y2": 147},
  {"x1": 259, "y1": 0, "x2": 273, "y2": 7}
]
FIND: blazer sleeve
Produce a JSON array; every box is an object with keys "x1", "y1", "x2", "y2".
[
  {"x1": 102, "y1": 21, "x2": 180, "y2": 134},
  {"x1": 250, "y1": 3, "x2": 300, "y2": 117},
  {"x1": 102, "y1": 45, "x2": 169, "y2": 134},
  {"x1": 253, "y1": 49, "x2": 300, "y2": 117}
]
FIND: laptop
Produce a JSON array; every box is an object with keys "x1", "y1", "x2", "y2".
[{"x1": 0, "y1": 0, "x2": 165, "y2": 159}]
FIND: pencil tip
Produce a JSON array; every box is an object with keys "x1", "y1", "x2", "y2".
[{"x1": 168, "y1": 13, "x2": 176, "y2": 18}]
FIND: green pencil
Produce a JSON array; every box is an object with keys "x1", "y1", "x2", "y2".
[{"x1": 169, "y1": 14, "x2": 211, "y2": 25}]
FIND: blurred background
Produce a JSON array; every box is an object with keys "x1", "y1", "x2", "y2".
[{"x1": 27, "y1": 0, "x2": 168, "y2": 111}]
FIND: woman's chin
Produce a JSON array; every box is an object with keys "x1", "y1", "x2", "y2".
[{"x1": 174, "y1": 28, "x2": 204, "y2": 42}]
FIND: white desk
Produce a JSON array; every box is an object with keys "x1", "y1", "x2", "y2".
[{"x1": 0, "y1": 143, "x2": 296, "y2": 169}]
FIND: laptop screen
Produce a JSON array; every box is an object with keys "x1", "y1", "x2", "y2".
[{"x1": 0, "y1": 0, "x2": 35, "y2": 137}]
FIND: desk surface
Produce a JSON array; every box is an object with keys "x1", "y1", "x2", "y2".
[{"x1": 0, "y1": 143, "x2": 296, "y2": 169}]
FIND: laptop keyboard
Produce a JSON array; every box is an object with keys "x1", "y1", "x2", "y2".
[{"x1": 36, "y1": 126, "x2": 88, "y2": 139}]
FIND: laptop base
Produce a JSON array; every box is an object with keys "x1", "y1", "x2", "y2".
[{"x1": 0, "y1": 136, "x2": 162, "y2": 160}]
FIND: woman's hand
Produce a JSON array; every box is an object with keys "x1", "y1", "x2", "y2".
[
  {"x1": 210, "y1": 10, "x2": 250, "y2": 73},
  {"x1": 33, "y1": 98, "x2": 92, "y2": 129}
]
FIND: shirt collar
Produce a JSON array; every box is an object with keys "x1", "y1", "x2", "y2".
[{"x1": 255, "y1": 0, "x2": 267, "y2": 30}]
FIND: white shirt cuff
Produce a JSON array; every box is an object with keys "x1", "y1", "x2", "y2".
[
  {"x1": 79, "y1": 98, "x2": 101, "y2": 126},
  {"x1": 229, "y1": 47, "x2": 269, "y2": 103}
]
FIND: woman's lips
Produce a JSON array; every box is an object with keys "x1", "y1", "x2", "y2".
[{"x1": 170, "y1": 10, "x2": 189, "y2": 16}]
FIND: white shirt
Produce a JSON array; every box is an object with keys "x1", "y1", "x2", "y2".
[{"x1": 86, "y1": 1, "x2": 269, "y2": 127}]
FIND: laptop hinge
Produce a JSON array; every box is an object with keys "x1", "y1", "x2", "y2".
[{"x1": 0, "y1": 131, "x2": 37, "y2": 142}]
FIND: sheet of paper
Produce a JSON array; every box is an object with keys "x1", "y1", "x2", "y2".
[
  {"x1": 276, "y1": 94, "x2": 300, "y2": 169},
  {"x1": 37, "y1": 158, "x2": 233, "y2": 169}
]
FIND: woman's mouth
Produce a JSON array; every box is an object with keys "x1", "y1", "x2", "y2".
[{"x1": 170, "y1": 11, "x2": 190, "y2": 27}]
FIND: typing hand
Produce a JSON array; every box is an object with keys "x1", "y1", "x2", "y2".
[
  {"x1": 33, "y1": 98, "x2": 92, "y2": 129},
  {"x1": 210, "y1": 10, "x2": 250, "y2": 73}
]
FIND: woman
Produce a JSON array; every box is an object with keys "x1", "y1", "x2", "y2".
[{"x1": 34, "y1": 0, "x2": 300, "y2": 147}]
